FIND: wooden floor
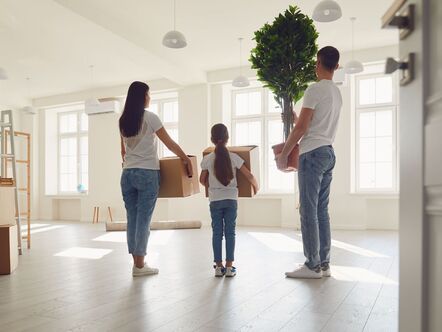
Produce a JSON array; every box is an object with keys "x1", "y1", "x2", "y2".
[{"x1": 0, "y1": 222, "x2": 398, "y2": 332}]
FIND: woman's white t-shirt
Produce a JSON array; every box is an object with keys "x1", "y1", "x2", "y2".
[
  {"x1": 201, "y1": 152, "x2": 244, "y2": 202},
  {"x1": 122, "y1": 111, "x2": 163, "y2": 170}
]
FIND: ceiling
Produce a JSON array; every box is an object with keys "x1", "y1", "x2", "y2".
[{"x1": 0, "y1": 0, "x2": 398, "y2": 107}]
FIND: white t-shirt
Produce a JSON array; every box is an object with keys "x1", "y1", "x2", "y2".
[
  {"x1": 299, "y1": 79, "x2": 342, "y2": 155},
  {"x1": 201, "y1": 152, "x2": 244, "y2": 202},
  {"x1": 123, "y1": 111, "x2": 163, "y2": 170}
]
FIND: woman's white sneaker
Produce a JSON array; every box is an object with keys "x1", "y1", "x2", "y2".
[
  {"x1": 132, "y1": 264, "x2": 159, "y2": 277},
  {"x1": 285, "y1": 264, "x2": 322, "y2": 279},
  {"x1": 214, "y1": 266, "x2": 226, "y2": 277},
  {"x1": 321, "y1": 265, "x2": 331, "y2": 277}
]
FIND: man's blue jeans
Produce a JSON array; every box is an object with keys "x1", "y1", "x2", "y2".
[
  {"x1": 121, "y1": 168, "x2": 160, "y2": 256},
  {"x1": 298, "y1": 145, "x2": 336, "y2": 270},
  {"x1": 209, "y1": 199, "x2": 238, "y2": 262}
]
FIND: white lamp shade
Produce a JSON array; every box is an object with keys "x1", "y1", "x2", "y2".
[
  {"x1": 162, "y1": 30, "x2": 187, "y2": 48},
  {"x1": 22, "y1": 106, "x2": 37, "y2": 114},
  {"x1": 85, "y1": 98, "x2": 101, "y2": 107},
  {"x1": 313, "y1": 0, "x2": 342, "y2": 22},
  {"x1": 344, "y1": 60, "x2": 364, "y2": 74},
  {"x1": 0, "y1": 67, "x2": 8, "y2": 80},
  {"x1": 232, "y1": 75, "x2": 250, "y2": 88}
]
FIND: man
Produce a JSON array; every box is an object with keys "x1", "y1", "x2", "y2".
[{"x1": 277, "y1": 46, "x2": 342, "y2": 279}]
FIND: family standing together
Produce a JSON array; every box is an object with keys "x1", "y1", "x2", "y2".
[{"x1": 119, "y1": 46, "x2": 342, "y2": 279}]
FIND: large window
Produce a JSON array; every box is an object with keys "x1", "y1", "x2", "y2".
[
  {"x1": 354, "y1": 66, "x2": 399, "y2": 193},
  {"x1": 58, "y1": 109, "x2": 88, "y2": 193},
  {"x1": 149, "y1": 99, "x2": 179, "y2": 157},
  {"x1": 231, "y1": 88, "x2": 295, "y2": 193}
]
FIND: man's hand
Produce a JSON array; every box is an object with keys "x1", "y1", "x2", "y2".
[
  {"x1": 182, "y1": 156, "x2": 193, "y2": 178},
  {"x1": 276, "y1": 153, "x2": 289, "y2": 172}
]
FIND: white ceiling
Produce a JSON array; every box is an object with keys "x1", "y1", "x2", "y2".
[{"x1": 0, "y1": 0, "x2": 398, "y2": 107}]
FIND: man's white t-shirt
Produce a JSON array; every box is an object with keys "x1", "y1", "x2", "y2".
[
  {"x1": 299, "y1": 79, "x2": 342, "y2": 155},
  {"x1": 201, "y1": 152, "x2": 244, "y2": 202},
  {"x1": 123, "y1": 111, "x2": 163, "y2": 170}
]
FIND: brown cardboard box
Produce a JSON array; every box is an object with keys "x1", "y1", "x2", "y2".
[
  {"x1": 0, "y1": 224, "x2": 18, "y2": 275},
  {"x1": 202, "y1": 145, "x2": 260, "y2": 197},
  {"x1": 158, "y1": 155, "x2": 200, "y2": 198},
  {"x1": 0, "y1": 186, "x2": 15, "y2": 225}
]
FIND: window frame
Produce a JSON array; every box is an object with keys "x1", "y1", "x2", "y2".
[
  {"x1": 149, "y1": 97, "x2": 179, "y2": 158},
  {"x1": 231, "y1": 87, "x2": 294, "y2": 194},
  {"x1": 353, "y1": 70, "x2": 399, "y2": 194},
  {"x1": 57, "y1": 109, "x2": 88, "y2": 194}
]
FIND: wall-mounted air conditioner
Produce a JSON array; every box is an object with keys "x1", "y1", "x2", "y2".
[
  {"x1": 85, "y1": 99, "x2": 121, "y2": 115},
  {"x1": 333, "y1": 67, "x2": 347, "y2": 86}
]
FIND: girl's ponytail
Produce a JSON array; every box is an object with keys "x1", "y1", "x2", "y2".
[{"x1": 212, "y1": 124, "x2": 234, "y2": 186}]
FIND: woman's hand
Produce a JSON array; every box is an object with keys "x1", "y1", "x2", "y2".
[{"x1": 182, "y1": 156, "x2": 193, "y2": 178}]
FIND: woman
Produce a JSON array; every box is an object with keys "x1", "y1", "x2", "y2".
[{"x1": 119, "y1": 81, "x2": 192, "y2": 277}]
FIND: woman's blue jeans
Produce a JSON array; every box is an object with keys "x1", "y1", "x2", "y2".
[{"x1": 121, "y1": 168, "x2": 160, "y2": 256}]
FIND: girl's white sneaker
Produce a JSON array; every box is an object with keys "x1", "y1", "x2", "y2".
[
  {"x1": 214, "y1": 266, "x2": 226, "y2": 277},
  {"x1": 225, "y1": 266, "x2": 237, "y2": 277}
]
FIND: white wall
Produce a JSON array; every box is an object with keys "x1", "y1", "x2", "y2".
[{"x1": 30, "y1": 45, "x2": 399, "y2": 230}]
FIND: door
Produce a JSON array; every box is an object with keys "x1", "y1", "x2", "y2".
[{"x1": 394, "y1": 0, "x2": 442, "y2": 331}]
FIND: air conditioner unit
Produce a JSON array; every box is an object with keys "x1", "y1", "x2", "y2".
[
  {"x1": 84, "y1": 99, "x2": 121, "y2": 115},
  {"x1": 333, "y1": 67, "x2": 347, "y2": 86}
]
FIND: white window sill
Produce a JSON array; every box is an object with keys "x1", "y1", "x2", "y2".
[{"x1": 349, "y1": 192, "x2": 399, "y2": 199}]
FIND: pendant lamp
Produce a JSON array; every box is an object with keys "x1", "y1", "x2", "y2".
[
  {"x1": 313, "y1": 0, "x2": 342, "y2": 22},
  {"x1": 232, "y1": 38, "x2": 250, "y2": 88},
  {"x1": 344, "y1": 17, "x2": 364, "y2": 74},
  {"x1": 162, "y1": 0, "x2": 187, "y2": 48}
]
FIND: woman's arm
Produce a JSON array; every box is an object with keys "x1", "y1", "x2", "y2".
[
  {"x1": 239, "y1": 165, "x2": 259, "y2": 195},
  {"x1": 155, "y1": 127, "x2": 193, "y2": 177},
  {"x1": 120, "y1": 135, "x2": 126, "y2": 163},
  {"x1": 199, "y1": 170, "x2": 209, "y2": 187}
]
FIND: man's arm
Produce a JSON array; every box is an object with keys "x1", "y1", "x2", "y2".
[{"x1": 276, "y1": 107, "x2": 314, "y2": 170}]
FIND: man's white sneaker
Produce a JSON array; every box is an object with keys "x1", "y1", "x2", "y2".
[
  {"x1": 132, "y1": 264, "x2": 159, "y2": 277},
  {"x1": 225, "y1": 266, "x2": 237, "y2": 277},
  {"x1": 285, "y1": 264, "x2": 322, "y2": 279},
  {"x1": 214, "y1": 266, "x2": 226, "y2": 277},
  {"x1": 321, "y1": 266, "x2": 331, "y2": 277}
]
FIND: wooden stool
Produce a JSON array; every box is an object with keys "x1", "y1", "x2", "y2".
[{"x1": 92, "y1": 206, "x2": 113, "y2": 224}]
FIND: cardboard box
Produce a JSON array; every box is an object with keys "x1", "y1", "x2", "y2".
[
  {"x1": 272, "y1": 143, "x2": 299, "y2": 171},
  {"x1": 202, "y1": 145, "x2": 260, "y2": 197},
  {"x1": 0, "y1": 224, "x2": 18, "y2": 275},
  {"x1": 0, "y1": 186, "x2": 15, "y2": 225},
  {"x1": 158, "y1": 155, "x2": 200, "y2": 198}
]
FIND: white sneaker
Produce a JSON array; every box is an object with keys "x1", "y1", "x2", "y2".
[
  {"x1": 225, "y1": 266, "x2": 236, "y2": 277},
  {"x1": 285, "y1": 264, "x2": 322, "y2": 279},
  {"x1": 132, "y1": 264, "x2": 159, "y2": 277},
  {"x1": 214, "y1": 266, "x2": 226, "y2": 277},
  {"x1": 321, "y1": 265, "x2": 331, "y2": 277}
]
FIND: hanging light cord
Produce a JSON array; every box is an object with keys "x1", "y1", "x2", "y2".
[
  {"x1": 351, "y1": 17, "x2": 356, "y2": 60},
  {"x1": 239, "y1": 37, "x2": 243, "y2": 75},
  {"x1": 173, "y1": 0, "x2": 176, "y2": 30}
]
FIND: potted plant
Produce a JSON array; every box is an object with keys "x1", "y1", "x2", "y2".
[{"x1": 250, "y1": 5, "x2": 318, "y2": 141}]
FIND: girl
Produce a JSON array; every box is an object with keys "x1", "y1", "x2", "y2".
[
  {"x1": 200, "y1": 124, "x2": 259, "y2": 277},
  {"x1": 119, "y1": 81, "x2": 192, "y2": 277}
]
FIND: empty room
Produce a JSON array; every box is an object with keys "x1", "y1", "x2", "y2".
[{"x1": 0, "y1": 0, "x2": 441, "y2": 331}]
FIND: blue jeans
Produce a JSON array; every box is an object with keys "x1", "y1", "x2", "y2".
[
  {"x1": 298, "y1": 145, "x2": 336, "y2": 270},
  {"x1": 121, "y1": 168, "x2": 160, "y2": 256},
  {"x1": 209, "y1": 200, "x2": 238, "y2": 262}
]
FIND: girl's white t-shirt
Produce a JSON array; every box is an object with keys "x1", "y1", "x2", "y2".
[
  {"x1": 123, "y1": 111, "x2": 163, "y2": 170},
  {"x1": 201, "y1": 152, "x2": 244, "y2": 202}
]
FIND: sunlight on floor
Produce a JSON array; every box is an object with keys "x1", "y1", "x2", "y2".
[
  {"x1": 22, "y1": 225, "x2": 66, "y2": 235},
  {"x1": 93, "y1": 232, "x2": 126, "y2": 243},
  {"x1": 248, "y1": 232, "x2": 303, "y2": 252},
  {"x1": 54, "y1": 247, "x2": 112, "y2": 260},
  {"x1": 331, "y1": 239, "x2": 389, "y2": 258},
  {"x1": 149, "y1": 230, "x2": 175, "y2": 246},
  {"x1": 332, "y1": 265, "x2": 398, "y2": 285}
]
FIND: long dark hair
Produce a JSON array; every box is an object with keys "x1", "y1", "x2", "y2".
[
  {"x1": 211, "y1": 124, "x2": 234, "y2": 186},
  {"x1": 119, "y1": 81, "x2": 149, "y2": 137}
]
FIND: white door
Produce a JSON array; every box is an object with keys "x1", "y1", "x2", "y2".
[{"x1": 396, "y1": 0, "x2": 442, "y2": 331}]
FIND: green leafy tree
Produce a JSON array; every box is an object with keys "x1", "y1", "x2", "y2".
[{"x1": 250, "y1": 5, "x2": 318, "y2": 140}]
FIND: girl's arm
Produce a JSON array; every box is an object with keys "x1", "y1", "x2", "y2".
[
  {"x1": 239, "y1": 165, "x2": 259, "y2": 195},
  {"x1": 120, "y1": 135, "x2": 126, "y2": 163},
  {"x1": 199, "y1": 170, "x2": 209, "y2": 187},
  {"x1": 155, "y1": 127, "x2": 193, "y2": 177}
]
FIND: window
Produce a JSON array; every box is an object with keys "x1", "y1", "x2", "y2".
[
  {"x1": 354, "y1": 68, "x2": 398, "y2": 193},
  {"x1": 231, "y1": 88, "x2": 295, "y2": 193},
  {"x1": 58, "y1": 109, "x2": 88, "y2": 193},
  {"x1": 149, "y1": 99, "x2": 179, "y2": 157}
]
